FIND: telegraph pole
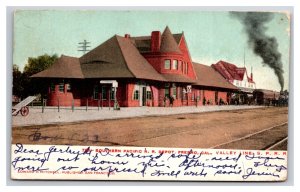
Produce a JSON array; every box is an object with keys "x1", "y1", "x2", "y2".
[{"x1": 78, "y1": 40, "x2": 91, "y2": 54}]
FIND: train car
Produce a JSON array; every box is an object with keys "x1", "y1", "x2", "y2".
[{"x1": 253, "y1": 89, "x2": 280, "y2": 106}]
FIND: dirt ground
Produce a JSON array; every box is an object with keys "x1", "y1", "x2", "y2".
[
  {"x1": 213, "y1": 123, "x2": 288, "y2": 150},
  {"x1": 12, "y1": 107, "x2": 288, "y2": 149}
]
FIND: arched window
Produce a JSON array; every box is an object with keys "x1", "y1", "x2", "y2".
[
  {"x1": 133, "y1": 90, "x2": 139, "y2": 100},
  {"x1": 146, "y1": 86, "x2": 152, "y2": 100},
  {"x1": 133, "y1": 84, "x2": 140, "y2": 100}
]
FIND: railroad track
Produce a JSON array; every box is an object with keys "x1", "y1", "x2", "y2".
[
  {"x1": 265, "y1": 136, "x2": 288, "y2": 150},
  {"x1": 211, "y1": 122, "x2": 288, "y2": 150}
]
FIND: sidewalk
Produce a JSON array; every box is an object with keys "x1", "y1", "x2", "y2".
[{"x1": 12, "y1": 105, "x2": 263, "y2": 127}]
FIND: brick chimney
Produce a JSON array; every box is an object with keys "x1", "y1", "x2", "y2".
[
  {"x1": 151, "y1": 31, "x2": 161, "y2": 52},
  {"x1": 124, "y1": 34, "x2": 130, "y2": 38}
]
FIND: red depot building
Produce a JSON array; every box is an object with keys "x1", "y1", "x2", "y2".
[
  {"x1": 32, "y1": 26, "x2": 238, "y2": 107},
  {"x1": 212, "y1": 60, "x2": 256, "y2": 104}
]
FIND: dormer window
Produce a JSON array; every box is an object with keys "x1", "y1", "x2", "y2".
[
  {"x1": 172, "y1": 60, "x2": 178, "y2": 70},
  {"x1": 164, "y1": 59, "x2": 171, "y2": 69}
]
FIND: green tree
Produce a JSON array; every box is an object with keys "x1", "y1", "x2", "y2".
[
  {"x1": 12, "y1": 64, "x2": 24, "y2": 98},
  {"x1": 21, "y1": 54, "x2": 58, "y2": 99},
  {"x1": 23, "y1": 54, "x2": 58, "y2": 75}
]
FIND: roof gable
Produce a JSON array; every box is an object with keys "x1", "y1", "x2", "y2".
[
  {"x1": 215, "y1": 60, "x2": 250, "y2": 81},
  {"x1": 79, "y1": 36, "x2": 135, "y2": 78}
]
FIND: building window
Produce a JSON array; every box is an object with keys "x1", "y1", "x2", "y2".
[
  {"x1": 165, "y1": 84, "x2": 170, "y2": 98},
  {"x1": 93, "y1": 85, "x2": 99, "y2": 100},
  {"x1": 172, "y1": 60, "x2": 178, "y2": 70},
  {"x1": 110, "y1": 87, "x2": 115, "y2": 100},
  {"x1": 165, "y1": 88, "x2": 170, "y2": 98},
  {"x1": 67, "y1": 83, "x2": 71, "y2": 92},
  {"x1": 164, "y1": 59, "x2": 171, "y2": 69},
  {"x1": 59, "y1": 83, "x2": 64, "y2": 92},
  {"x1": 50, "y1": 83, "x2": 55, "y2": 92},
  {"x1": 182, "y1": 62, "x2": 185, "y2": 73},
  {"x1": 172, "y1": 85, "x2": 177, "y2": 99},
  {"x1": 102, "y1": 86, "x2": 107, "y2": 100},
  {"x1": 146, "y1": 91, "x2": 152, "y2": 100},
  {"x1": 133, "y1": 90, "x2": 139, "y2": 100}
]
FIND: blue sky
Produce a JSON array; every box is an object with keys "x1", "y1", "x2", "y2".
[{"x1": 13, "y1": 10, "x2": 290, "y2": 91}]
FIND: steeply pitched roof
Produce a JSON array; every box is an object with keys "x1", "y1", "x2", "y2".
[
  {"x1": 79, "y1": 36, "x2": 135, "y2": 78},
  {"x1": 193, "y1": 62, "x2": 238, "y2": 90},
  {"x1": 212, "y1": 60, "x2": 255, "y2": 83},
  {"x1": 160, "y1": 26, "x2": 182, "y2": 54},
  {"x1": 116, "y1": 36, "x2": 166, "y2": 81},
  {"x1": 31, "y1": 55, "x2": 84, "y2": 78},
  {"x1": 78, "y1": 35, "x2": 165, "y2": 81}
]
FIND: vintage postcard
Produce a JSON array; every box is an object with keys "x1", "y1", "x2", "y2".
[{"x1": 11, "y1": 10, "x2": 290, "y2": 181}]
